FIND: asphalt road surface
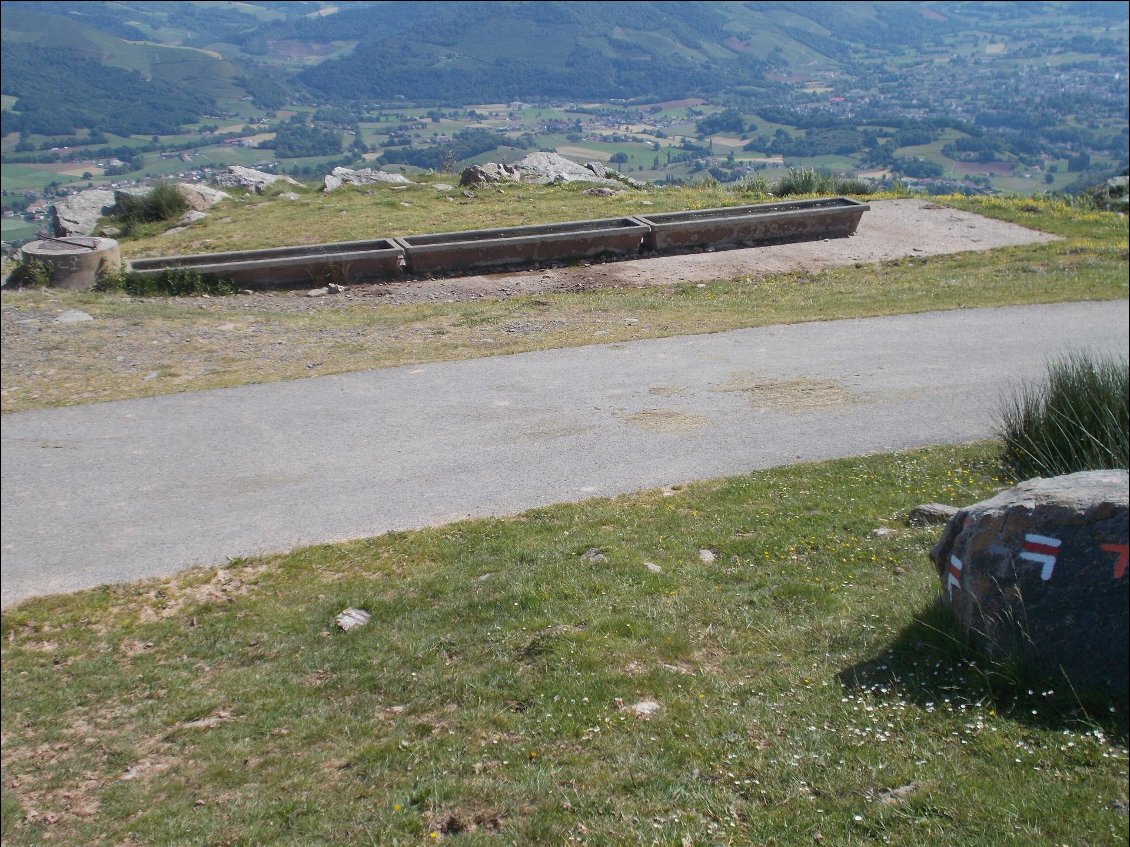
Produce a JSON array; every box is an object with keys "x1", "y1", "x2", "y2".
[{"x1": 3, "y1": 301, "x2": 1127, "y2": 607}]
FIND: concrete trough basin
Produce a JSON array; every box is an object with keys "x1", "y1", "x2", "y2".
[
  {"x1": 127, "y1": 238, "x2": 404, "y2": 288},
  {"x1": 395, "y1": 217, "x2": 649, "y2": 276},
  {"x1": 637, "y1": 197, "x2": 869, "y2": 252}
]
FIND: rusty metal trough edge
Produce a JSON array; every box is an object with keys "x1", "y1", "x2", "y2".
[{"x1": 125, "y1": 197, "x2": 868, "y2": 289}]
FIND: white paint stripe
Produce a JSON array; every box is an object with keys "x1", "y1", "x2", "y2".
[{"x1": 1024, "y1": 533, "x2": 1061, "y2": 548}]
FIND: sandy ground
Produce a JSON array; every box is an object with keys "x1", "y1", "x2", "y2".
[{"x1": 221, "y1": 198, "x2": 1058, "y2": 312}]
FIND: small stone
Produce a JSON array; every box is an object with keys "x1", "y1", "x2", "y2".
[
  {"x1": 643, "y1": 562, "x2": 662, "y2": 573},
  {"x1": 624, "y1": 318, "x2": 639, "y2": 326},
  {"x1": 142, "y1": 371, "x2": 159, "y2": 381},
  {"x1": 53, "y1": 310, "x2": 93, "y2": 324},
  {"x1": 581, "y1": 548, "x2": 608, "y2": 564},
  {"x1": 335, "y1": 608, "x2": 371, "y2": 631},
  {"x1": 326, "y1": 283, "x2": 345, "y2": 294},
  {"x1": 908, "y1": 503, "x2": 959, "y2": 525},
  {"x1": 624, "y1": 699, "x2": 660, "y2": 719},
  {"x1": 306, "y1": 287, "x2": 330, "y2": 297},
  {"x1": 698, "y1": 549, "x2": 716, "y2": 564},
  {"x1": 871, "y1": 527, "x2": 894, "y2": 538}
]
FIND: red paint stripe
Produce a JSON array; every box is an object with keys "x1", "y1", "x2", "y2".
[{"x1": 1022, "y1": 541, "x2": 1060, "y2": 557}]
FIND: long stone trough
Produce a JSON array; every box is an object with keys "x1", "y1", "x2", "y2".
[
  {"x1": 124, "y1": 197, "x2": 867, "y2": 289},
  {"x1": 127, "y1": 238, "x2": 404, "y2": 288},
  {"x1": 636, "y1": 197, "x2": 869, "y2": 252},
  {"x1": 393, "y1": 217, "x2": 650, "y2": 276}
]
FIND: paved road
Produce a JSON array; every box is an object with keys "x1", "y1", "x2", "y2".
[{"x1": 3, "y1": 301, "x2": 1127, "y2": 608}]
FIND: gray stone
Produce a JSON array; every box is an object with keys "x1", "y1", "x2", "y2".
[
  {"x1": 585, "y1": 161, "x2": 608, "y2": 178},
  {"x1": 54, "y1": 310, "x2": 93, "y2": 324},
  {"x1": 433, "y1": 183, "x2": 454, "y2": 192},
  {"x1": 177, "y1": 183, "x2": 230, "y2": 211},
  {"x1": 322, "y1": 166, "x2": 413, "y2": 192},
  {"x1": 929, "y1": 470, "x2": 1129, "y2": 699},
  {"x1": 908, "y1": 503, "x2": 959, "y2": 525},
  {"x1": 335, "y1": 607, "x2": 371, "y2": 631},
  {"x1": 512, "y1": 152, "x2": 622, "y2": 186},
  {"x1": 213, "y1": 166, "x2": 301, "y2": 194},
  {"x1": 175, "y1": 210, "x2": 208, "y2": 227},
  {"x1": 459, "y1": 162, "x2": 522, "y2": 186},
  {"x1": 582, "y1": 187, "x2": 618, "y2": 197},
  {"x1": 51, "y1": 189, "x2": 116, "y2": 237},
  {"x1": 581, "y1": 548, "x2": 608, "y2": 564}
]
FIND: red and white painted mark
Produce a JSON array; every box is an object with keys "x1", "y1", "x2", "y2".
[
  {"x1": 946, "y1": 554, "x2": 963, "y2": 598},
  {"x1": 1101, "y1": 543, "x2": 1129, "y2": 580},
  {"x1": 1019, "y1": 533, "x2": 1062, "y2": 581}
]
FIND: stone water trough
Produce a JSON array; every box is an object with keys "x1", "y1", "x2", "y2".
[
  {"x1": 127, "y1": 238, "x2": 404, "y2": 288},
  {"x1": 637, "y1": 197, "x2": 868, "y2": 252},
  {"x1": 394, "y1": 217, "x2": 650, "y2": 276}
]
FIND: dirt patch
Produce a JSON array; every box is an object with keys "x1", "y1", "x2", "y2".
[
  {"x1": 622, "y1": 409, "x2": 710, "y2": 432},
  {"x1": 714, "y1": 376, "x2": 855, "y2": 410}
]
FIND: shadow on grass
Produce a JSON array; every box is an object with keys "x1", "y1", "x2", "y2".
[{"x1": 839, "y1": 602, "x2": 1128, "y2": 745}]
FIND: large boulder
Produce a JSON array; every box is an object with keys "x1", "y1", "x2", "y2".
[
  {"x1": 459, "y1": 153, "x2": 633, "y2": 188},
  {"x1": 459, "y1": 162, "x2": 522, "y2": 186},
  {"x1": 930, "y1": 470, "x2": 1129, "y2": 699},
  {"x1": 212, "y1": 166, "x2": 301, "y2": 194},
  {"x1": 511, "y1": 152, "x2": 622, "y2": 186},
  {"x1": 322, "y1": 166, "x2": 413, "y2": 192},
  {"x1": 50, "y1": 189, "x2": 116, "y2": 237},
  {"x1": 177, "y1": 183, "x2": 230, "y2": 211}
]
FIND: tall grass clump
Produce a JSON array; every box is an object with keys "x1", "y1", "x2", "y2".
[
  {"x1": 997, "y1": 352, "x2": 1129, "y2": 479},
  {"x1": 113, "y1": 182, "x2": 188, "y2": 227},
  {"x1": 772, "y1": 167, "x2": 874, "y2": 198},
  {"x1": 94, "y1": 266, "x2": 235, "y2": 296}
]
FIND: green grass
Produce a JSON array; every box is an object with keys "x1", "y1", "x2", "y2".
[
  {"x1": 997, "y1": 352, "x2": 1129, "y2": 478},
  {"x1": 2, "y1": 193, "x2": 1126, "y2": 413},
  {"x1": 0, "y1": 217, "x2": 39, "y2": 243},
  {"x1": 2, "y1": 443, "x2": 1126, "y2": 845}
]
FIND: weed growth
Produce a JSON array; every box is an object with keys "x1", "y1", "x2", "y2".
[
  {"x1": 4, "y1": 257, "x2": 52, "y2": 288},
  {"x1": 773, "y1": 167, "x2": 875, "y2": 197},
  {"x1": 997, "y1": 352, "x2": 1129, "y2": 478},
  {"x1": 112, "y1": 182, "x2": 189, "y2": 231},
  {"x1": 95, "y1": 265, "x2": 236, "y2": 296}
]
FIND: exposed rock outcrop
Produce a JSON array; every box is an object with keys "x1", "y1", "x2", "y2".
[
  {"x1": 213, "y1": 166, "x2": 301, "y2": 193},
  {"x1": 930, "y1": 470, "x2": 1129, "y2": 699},
  {"x1": 51, "y1": 189, "x2": 116, "y2": 237},
  {"x1": 322, "y1": 166, "x2": 413, "y2": 192},
  {"x1": 459, "y1": 162, "x2": 522, "y2": 186},
  {"x1": 459, "y1": 152, "x2": 640, "y2": 188},
  {"x1": 177, "y1": 183, "x2": 230, "y2": 211}
]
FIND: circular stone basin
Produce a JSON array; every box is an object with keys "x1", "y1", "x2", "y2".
[{"x1": 19, "y1": 237, "x2": 121, "y2": 290}]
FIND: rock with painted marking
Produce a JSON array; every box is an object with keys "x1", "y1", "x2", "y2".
[{"x1": 929, "y1": 470, "x2": 1129, "y2": 699}]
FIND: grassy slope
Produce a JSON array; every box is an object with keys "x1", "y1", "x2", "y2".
[
  {"x1": 2, "y1": 444, "x2": 1126, "y2": 845},
  {"x1": 1, "y1": 191, "x2": 1127, "y2": 413},
  {"x1": 2, "y1": 193, "x2": 1127, "y2": 842}
]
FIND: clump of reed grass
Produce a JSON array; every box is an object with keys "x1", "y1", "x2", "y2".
[{"x1": 997, "y1": 352, "x2": 1129, "y2": 479}]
